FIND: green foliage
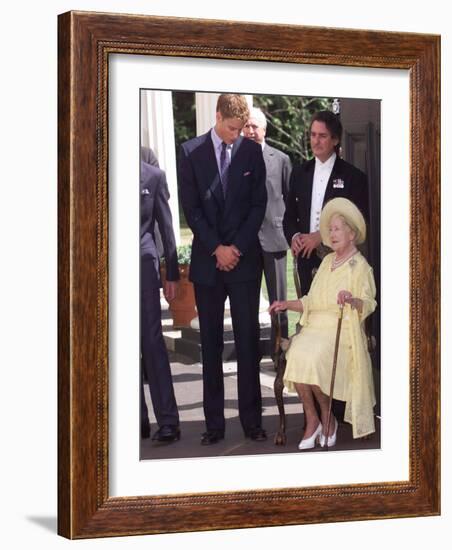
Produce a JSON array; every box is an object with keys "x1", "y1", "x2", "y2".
[
  {"x1": 172, "y1": 91, "x2": 332, "y2": 165},
  {"x1": 176, "y1": 244, "x2": 192, "y2": 265},
  {"x1": 254, "y1": 95, "x2": 333, "y2": 163},
  {"x1": 172, "y1": 92, "x2": 196, "y2": 234},
  {"x1": 172, "y1": 92, "x2": 196, "y2": 156}
]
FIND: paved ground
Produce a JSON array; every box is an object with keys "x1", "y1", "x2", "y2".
[{"x1": 140, "y1": 351, "x2": 381, "y2": 460}]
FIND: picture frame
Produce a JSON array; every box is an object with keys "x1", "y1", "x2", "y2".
[{"x1": 58, "y1": 10, "x2": 440, "y2": 538}]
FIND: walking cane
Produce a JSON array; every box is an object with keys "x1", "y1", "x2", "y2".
[
  {"x1": 324, "y1": 304, "x2": 344, "y2": 450},
  {"x1": 293, "y1": 255, "x2": 302, "y2": 334},
  {"x1": 273, "y1": 312, "x2": 287, "y2": 445}
]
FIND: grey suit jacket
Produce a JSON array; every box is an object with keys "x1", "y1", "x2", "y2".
[{"x1": 258, "y1": 144, "x2": 292, "y2": 252}]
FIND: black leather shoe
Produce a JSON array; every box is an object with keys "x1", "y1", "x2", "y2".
[
  {"x1": 152, "y1": 425, "x2": 180, "y2": 442},
  {"x1": 141, "y1": 421, "x2": 151, "y2": 439},
  {"x1": 201, "y1": 430, "x2": 224, "y2": 445},
  {"x1": 245, "y1": 427, "x2": 267, "y2": 441}
]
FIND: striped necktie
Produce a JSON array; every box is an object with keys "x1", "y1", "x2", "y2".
[{"x1": 220, "y1": 141, "x2": 230, "y2": 196}]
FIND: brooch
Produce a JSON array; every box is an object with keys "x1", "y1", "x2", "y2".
[
  {"x1": 332, "y1": 178, "x2": 344, "y2": 189},
  {"x1": 349, "y1": 258, "x2": 357, "y2": 267}
]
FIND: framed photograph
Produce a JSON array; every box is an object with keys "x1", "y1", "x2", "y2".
[
  {"x1": 58, "y1": 11, "x2": 440, "y2": 538},
  {"x1": 137, "y1": 88, "x2": 382, "y2": 464}
]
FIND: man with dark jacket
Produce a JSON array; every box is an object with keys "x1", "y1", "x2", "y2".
[
  {"x1": 283, "y1": 110, "x2": 369, "y2": 296},
  {"x1": 179, "y1": 94, "x2": 267, "y2": 445},
  {"x1": 140, "y1": 161, "x2": 180, "y2": 442}
]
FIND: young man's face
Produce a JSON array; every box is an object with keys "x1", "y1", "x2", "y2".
[
  {"x1": 215, "y1": 113, "x2": 245, "y2": 144},
  {"x1": 310, "y1": 120, "x2": 339, "y2": 162}
]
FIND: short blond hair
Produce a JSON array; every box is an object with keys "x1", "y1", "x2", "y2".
[{"x1": 216, "y1": 94, "x2": 250, "y2": 123}]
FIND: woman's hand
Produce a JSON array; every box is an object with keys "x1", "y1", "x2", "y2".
[
  {"x1": 268, "y1": 300, "x2": 287, "y2": 315},
  {"x1": 337, "y1": 290, "x2": 363, "y2": 313},
  {"x1": 269, "y1": 299, "x2": 304, "y2": 314}
]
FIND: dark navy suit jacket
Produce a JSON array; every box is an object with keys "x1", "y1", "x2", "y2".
[
  {"x1": 140, "y1": 161, "x2": 179, "y2": 287},
  {"x1": 179, "y1": 132, "x2": 267, "y2": 286},
  {"x1": 283, "y1": 156, "x2": 369, "y2": 245}
]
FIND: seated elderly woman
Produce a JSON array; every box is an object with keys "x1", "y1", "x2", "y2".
[{"x1": 269, "y1": 198, "x2": 377, "y2": 450}]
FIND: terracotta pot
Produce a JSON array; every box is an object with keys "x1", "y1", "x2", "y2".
[{"x1": 162, "y1": 264, "x2": 197, "y2": 328}]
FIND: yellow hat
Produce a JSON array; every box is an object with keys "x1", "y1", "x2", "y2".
[{"x1": 319, "y1": 198, "x2": 366, "y2": 247}]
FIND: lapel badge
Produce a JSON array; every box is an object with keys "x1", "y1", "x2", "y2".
[
  {"x1": 141, "y1": 188, "x2": 150, "y2": 195},
  {"x1": 332, "y1": 178, "x2": 344, "y2": 189}
]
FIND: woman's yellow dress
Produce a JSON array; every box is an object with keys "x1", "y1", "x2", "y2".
[{"x1": 284, "y1": 251, "x2": 377, "y2": 438}]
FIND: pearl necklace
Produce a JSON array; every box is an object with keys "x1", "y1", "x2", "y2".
[{"x1": 331, "y1": 248, "x2": 358, "y2": 270}]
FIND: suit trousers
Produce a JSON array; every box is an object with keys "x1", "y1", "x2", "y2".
[
  {"x1": 140, "y1": 256, "x2": 179, "y2": 427},
  {"x1": 194, "y1": 278, "x2": 263, "y2": 434},
  {"x1": 261, "y1": 249, "x2": 288, "y2": 353}
]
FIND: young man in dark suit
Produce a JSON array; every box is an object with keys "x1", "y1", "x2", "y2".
[
  {"x1": 283, "y1": 110, "x2": 369, "y2": 296},
  {"x1": 243, "y1": 107, "x2": 292, "y2": 354},
  {"x1": 140, "y1": 161, "x2": 180, "y2": 442},
  {"x1": 179, "y1": 94, "x2": 268, "y2": 445}
]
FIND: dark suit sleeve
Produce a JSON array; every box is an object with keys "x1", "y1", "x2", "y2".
[
  {"x1": 179, "y1": 145, "x2": 223, "y2": 256},
  {"x1": 231, "y1": 146, "x2": 267, "y2": 255},
  {"x1": 351, "y1": 168, "x2": 369, "y2": 223},
  {"x1": 283, "y1": 166, "x2": 300, "y2": 245},
  {"x1": 154, "y1": 171, "x2": 180, "y2": 281}
]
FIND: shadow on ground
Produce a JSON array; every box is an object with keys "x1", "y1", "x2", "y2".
[{"x1": 141, "y1": 352, "x2": 381, "y2": 460}]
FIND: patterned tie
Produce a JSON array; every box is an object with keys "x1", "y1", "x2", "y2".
[{"x1": 220, "y1": 141, "x2": 230, "y2": 196}]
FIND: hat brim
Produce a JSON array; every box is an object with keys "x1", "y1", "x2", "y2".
[{"x1": 319, "y1": 198, "x2": 366, "y2": 247}]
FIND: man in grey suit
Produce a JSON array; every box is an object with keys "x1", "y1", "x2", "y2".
[{"x1": 243, "y1": 107, "x2": 292, "y2": 352}]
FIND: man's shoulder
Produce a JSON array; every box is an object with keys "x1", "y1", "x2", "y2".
[
  {"x1": 241, "y1": 136, "x2": 263, "y2": 154},
  {"x1": 334, "y1": 157, "x2": 366, "y2": 178},
  {"x1": 265, "y1": 144, "x2": 289, "y2": 160},
  {"x1": 181, "y1": 132, "x2": 210, "y2": 153},
  {"x1": 141, "y1": 161, "x2": 164, "y2": 183},
  {"x1": 293, "y1": 158, "x2": 315, "y2": 176}
]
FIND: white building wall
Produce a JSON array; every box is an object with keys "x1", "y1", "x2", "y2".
[{"x1": 141, "y1": 90, "x2": 180, "y2": 245}]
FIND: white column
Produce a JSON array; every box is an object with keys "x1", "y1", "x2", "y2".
[
  {"x1": 141, "y1": 90, "x2": 180, "y2": 245},
  {"x1": 195, "y1": 92, "x2": 219, "y2": 135}
]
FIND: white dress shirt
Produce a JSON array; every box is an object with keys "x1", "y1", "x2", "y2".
[
  {"x1": 309, "y1": 152, "x2": 336, "y2": 232},
  {"x1": 211, "y1": 127, "x2": 232, "y2": 174}
]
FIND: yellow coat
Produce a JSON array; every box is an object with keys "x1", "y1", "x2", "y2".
[{"x1": 284, "y1": 251, "x2": 377, "y2": 438}]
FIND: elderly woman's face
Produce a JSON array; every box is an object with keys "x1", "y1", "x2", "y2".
[{"x1": 329, "y1": 214, "x2": 355, "y2": 253}]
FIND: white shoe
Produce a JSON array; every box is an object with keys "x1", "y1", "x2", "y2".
[
  {"x1": 298, "y1": 423, "x2": 323, "y2": 450},
  {"x1": 320, "y1": 418, "x2": 338, "y2": 448}
]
